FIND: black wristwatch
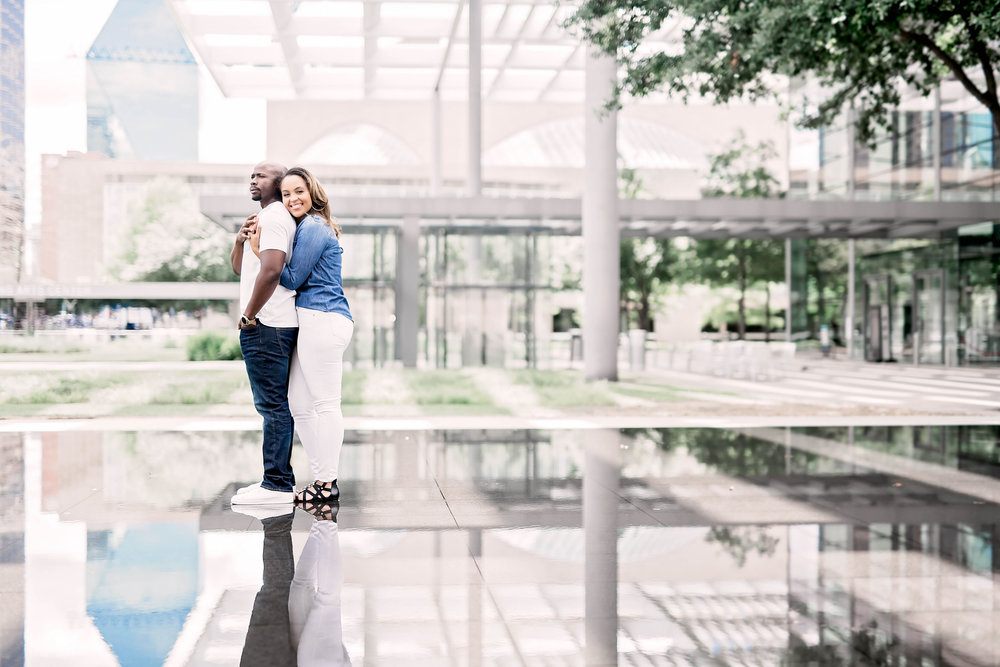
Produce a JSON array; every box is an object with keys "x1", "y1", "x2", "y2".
[{"x1": 240, "y1": 314, "x2": 257, "y2": 327}]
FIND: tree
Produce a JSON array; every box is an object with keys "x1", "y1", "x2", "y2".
[
  {"x1": 806, "y1": 239, "x2": 849, "y2": 340},
  {"x1": 113, "y1": 177, "x2": 236, "y2": 283},
  {"x1": 684, "y1": 134, "x2": 785, "y2": 339},
  {"x1": 620, "y1": 237, "x2": 677, "y2": 330},
  {"x1": 617, "y1": 162, "x2": 677, "y2": 331},
  {"x1": 568, "y1": 0, "x2": 1000, "y2": 143}
]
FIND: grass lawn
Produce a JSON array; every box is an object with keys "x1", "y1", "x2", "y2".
[
  {"x1": 511, "y1": 369, "x2": 616, "y2": 407},
  {"x1": 0, "y1": 333, "x2": 188, "y2": 362},
  {"x1": 0, "y1": 362, "x2": 694, "y2": 418},
  {"x1": 0, "y1": 367, "x2": 370, "y2": 417},
  {"x1": 403, "y1": 369, "x2": 499, "y2": 412}
]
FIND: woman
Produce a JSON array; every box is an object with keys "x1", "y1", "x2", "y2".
[{"x1": 251, "y1": 166, "x2": 353, "y2": 505}]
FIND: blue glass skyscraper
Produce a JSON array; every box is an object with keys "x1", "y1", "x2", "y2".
[
  {"x1": 0, "y1": 0, "x2": 24, "y2": 283},
  {"x1": 87, "y1": 0, "x2": 198, "y2": 161}
]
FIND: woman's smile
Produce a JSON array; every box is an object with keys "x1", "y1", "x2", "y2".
[{"x1": 280, "y1": 174, "x2": 313, "y2": 220}]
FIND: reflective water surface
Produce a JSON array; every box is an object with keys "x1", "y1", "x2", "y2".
[{"x1": 2, "y1": 425, "x2": 1000, "y2": 665}]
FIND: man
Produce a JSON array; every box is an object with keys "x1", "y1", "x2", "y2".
[{"x1": 230, "y1": 162, "x2": 298, "y2": 505}]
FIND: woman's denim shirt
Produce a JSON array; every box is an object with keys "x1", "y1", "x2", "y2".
[{"x1": 279, "y1": 215, "x2": 353, "y2": 321}]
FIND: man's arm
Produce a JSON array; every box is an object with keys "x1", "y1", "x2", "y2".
[
  {"x1": 241, "y1": 249, "x2": 286, "y2": 325},
  {"x1": 230, "y1": 215, "x2": 257, "y2": 275}
]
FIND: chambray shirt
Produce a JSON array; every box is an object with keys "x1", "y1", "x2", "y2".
[{"x1": 279, "y1": 215, "x2": 353, "y2": 321}]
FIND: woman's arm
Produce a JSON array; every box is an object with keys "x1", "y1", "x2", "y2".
[{"x1": 280, "y1": 222, "x2": 326, "y2": 290}]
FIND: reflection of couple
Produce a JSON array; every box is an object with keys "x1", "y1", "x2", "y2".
[
  {"x1": 230, "y1": 163, "x2": 353, "y2": 507},
  {"x1": 240, "y1": 505, "x2": 351, "y2": 666}
]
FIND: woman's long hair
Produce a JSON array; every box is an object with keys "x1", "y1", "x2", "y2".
[{"x1": 283, "y1": 166, "x2": 341, "y2": 238}]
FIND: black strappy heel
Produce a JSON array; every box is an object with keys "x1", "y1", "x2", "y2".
[{"x1": 294, "y1": 479, "x2": 339, "y2": 504}]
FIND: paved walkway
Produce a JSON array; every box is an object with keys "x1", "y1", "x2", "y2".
[{"x1": 642, "y1": 355, "x2": 1000, "y2": 414}]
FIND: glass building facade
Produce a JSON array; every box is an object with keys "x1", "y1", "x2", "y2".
[
  {"x1": 86, "y1": 0, "x2": 198, "y2": 161},
  {"x1": 789, "y1": 78, "x2": 1000, "y2": 365},
  {"x1": 0, "y1": 0, "x2": 24, "y2": 284}
]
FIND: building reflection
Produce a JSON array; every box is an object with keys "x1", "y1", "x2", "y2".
[
  {"x1": 0, "y1": 433, "x2": 25, "y2": 665},
  {"x1": 5, "y1": 425, "x2": 1000, "y2": 664}
]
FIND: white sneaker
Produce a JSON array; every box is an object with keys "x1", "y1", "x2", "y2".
[
  {"x1": 232, "y1": 505, "x2": 293, "y2": 520},
  {"x1": 231, "y1": 485, "x2": 294, "y2": 506},
  {"x1": 235, "y1": 482, "x2": 262, "y2": 495}
]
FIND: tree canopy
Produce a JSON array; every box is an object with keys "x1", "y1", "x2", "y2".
[
  {"x1": 682, "y1": 134, "x2": 785, "y2": 338},
  {"x1": 113, "y1": 178, "x2": 236, "y2": 283},
  {"x1": 568, "y1": 0, "x2": 1000, "y2": 142}
]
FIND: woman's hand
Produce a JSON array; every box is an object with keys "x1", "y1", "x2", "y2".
[
  {"x1": 237, "y1": 214, "x2": 257, "y2": 244},
  {"x1": 248, "y1": 218, "x2": 262, "y2": 258}
]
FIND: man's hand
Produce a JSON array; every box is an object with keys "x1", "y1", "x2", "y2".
[{"x1": 237, "y1": 314, "x2": 258, "y2": 330}]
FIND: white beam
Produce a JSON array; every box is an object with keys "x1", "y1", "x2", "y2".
[
  {"x1": 468, "y1": 0, "x2": 482, "y2": 195},
  {"x1": 485, "y1": 5, "x2": 538, "y2": 100},
  {"x1": 268, "y1": 0, "x2": 304, "y2": 96},
  {"x1": 364, "y1": 1, "x2": 381, "y2": 97}
]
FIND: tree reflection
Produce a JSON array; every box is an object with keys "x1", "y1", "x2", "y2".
[
  {"x1": 643, "y1": 428, "x2": 790, "y2": 475},
  {"x1": 705, "y1": 526, "x2": 779, "y2": 567}
]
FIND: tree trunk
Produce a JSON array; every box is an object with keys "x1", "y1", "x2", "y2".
[
  {"x1": 764, "y1": 283, "x2": 771, "y2": 342},
  {"x1": 737, "y1": 243, "x2": 747, "y2": 340},
  {"x1": 817, "y1": 272, "x2": 826, "y2": 334},
  {"x1": 639, "y1": 292, "x2": 652, "y2": 331}
]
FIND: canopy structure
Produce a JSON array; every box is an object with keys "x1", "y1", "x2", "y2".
[
  {"x1": 165, "y1": 0, "x2": 680, "y2": 102},
  {"x1": 199, "y1": 194, "x2": 1000, "y2": 240}
]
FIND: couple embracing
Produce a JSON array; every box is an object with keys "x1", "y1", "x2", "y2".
[{"x1": 229, "y1": 162, "x2": 352, "y2": 509}]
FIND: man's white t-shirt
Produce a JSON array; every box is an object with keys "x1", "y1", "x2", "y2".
[{"x1": 239, "y1": 201, "x2": 298, "y2": 327}]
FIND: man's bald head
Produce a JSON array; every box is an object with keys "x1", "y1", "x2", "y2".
[{"x1": 250, "y1": 161, "x2": 287, "y2": 208}]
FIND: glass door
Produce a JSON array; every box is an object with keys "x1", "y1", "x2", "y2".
[
  {"x1": 914, "y1": 269, "x2": 945, "y2": 364},
  {"x1": 863, "y1": 275, "x2": 892, "y2": 361}
]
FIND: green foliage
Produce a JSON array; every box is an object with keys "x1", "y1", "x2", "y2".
[
  {"x1": 683, "y1": 134, "x2": 786, "y2": 338},
  {"x1": 620, "y1": 238, "x2": 678, "y2": 330},
  {"x1": 700, "y1": 132, "x2": 782, "y2": 200},
  {"x1": 24, "y1": 374, "x2": 126, "y2": 404},
  {"x1": 806, "y1": 238, "x2": 849, "y2": 336},
  {"x1": 705, "y1": 526, "x2": 780, "y2": 567},
  {"x1": 567, "y1": 0, "x2": 1000, "y2": 142},
  {"x1": 186, "y1": 331, "x2": 243, "y2": 361},
  {"x1": 405, "y1": 370, "x2": 494, "y2": 406},
  {"x1": 150, "y1": 374, "x2": 248, "y2": 404},
  {"x1": 512, "y1": 370, "x2": 616, "y2": 406},
  {"x1": 618, "y1": 161, "x2": 678, "y2": 331},
  {"x1": 113, "y1": 177, "x2": 237, "y2": 283},
  {"x1": 341, "y1": 370, "x2": 366, "y2": 405}
]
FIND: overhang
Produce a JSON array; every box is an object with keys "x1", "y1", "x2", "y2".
[
  {"x1": 165, "y1": 0, "x2": 681, "y2": 103},
  {"x1": 200, "y1": 195, "x2": 1000, "y2": 239}
]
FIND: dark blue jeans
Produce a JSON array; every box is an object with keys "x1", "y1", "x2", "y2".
[{"x1": 241, "y1": 323, "x2": 298, "y2": 492}]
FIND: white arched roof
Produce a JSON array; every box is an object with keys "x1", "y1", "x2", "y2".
[
  {"x1": 298, "y1": 123, "x2": 422, "y2": 165},
  {"x1": 485, "y1": 117, "x2": 707, "y2": 170}
]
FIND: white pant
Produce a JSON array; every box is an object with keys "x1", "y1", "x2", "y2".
[
  {"x1": 289, "y1": 308, "x2": 354, "y2": 482},
  {"x1": 289, "y1": 520, "x2": 351, "y2": 665}
]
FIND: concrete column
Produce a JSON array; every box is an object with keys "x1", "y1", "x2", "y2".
[
  {"x1": 583, "y1": 46, "x2": 619, "y2": 382},
  {"x1": 933, "y1": 87, "x2": 942, "y2": 200},
  {"x1": 468, "y1": 528, "x2": 483, "y2": 667},
  {"x1": 846, "y1": 239, "x2": 856, "y2": 359},
  {"x1": 846, "y1": 106, "x2": 856, "y2": 199},
  {"x1": 395, "y1": 216, "x2": 420, "y2": 367},
  {"x1": 584, "y1": 429, "x2": 619, "y2": 666},
  {"x1": 432, "y1": 89, "x2": 443, "y2": 195},
  {"x1": 785, "y1": 239, "x2": 792, "y2": 341},
  {"x1": 467, "y1": 0, "x2": 482, "y2": 196}
]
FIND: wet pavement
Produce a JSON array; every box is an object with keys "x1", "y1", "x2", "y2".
[{"x1": 2, "y1": 424, "x2": 1000, "y2": 665}]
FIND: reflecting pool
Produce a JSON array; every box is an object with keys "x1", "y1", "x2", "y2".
[{"x1": 2, "y1": 425, "x2": 1000, "y2": 665}]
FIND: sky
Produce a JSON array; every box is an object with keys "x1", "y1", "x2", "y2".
[{"x1": 23, "y1": 0, "x2": 265, "y2": 232}]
